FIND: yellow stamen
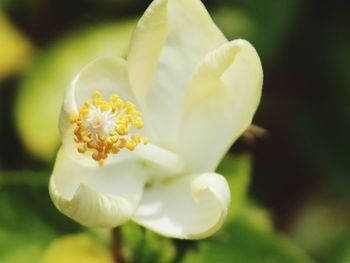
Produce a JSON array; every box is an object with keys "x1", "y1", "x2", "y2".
[
  {"x1": 78, "y1": 146, "x2": 86, "y2": 154},
  {"x1": 118, "y1": 138, "x2": 127, "y2": 148},
  {"x1": 69, "y1": 90, "x2": 148, "y2": 165},
  {"x1": 131, "y1": 134, "x2": 141, "y2": 144},
  {"x1": 92, "y1": 91, "x2": 101, "y2": 98},
  {"x1": 125, "y1": 141, "x2": 137, "y2": 151},
  {"x1": 69, "y1": 115, "x2": 79, "y2": 123},
  {"x1": 143, "y1": 136, "x2": 149, "y2": 145}
]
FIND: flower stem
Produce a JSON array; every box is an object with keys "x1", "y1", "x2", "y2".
[
  {"x1": 111, "y1": 227, "x2": 126, "y2": 263},
  {"x1": 172, "y1": 239, "x2": 196, "y2": 263}
]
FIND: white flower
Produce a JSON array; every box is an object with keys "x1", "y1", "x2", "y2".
[{"x1": 49, "y1": 0, "x2": 263, "y2": 239}]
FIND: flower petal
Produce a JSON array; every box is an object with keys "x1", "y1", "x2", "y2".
[
  {"x1": 128, "y1": 0, "x2": 227, "y2": 148},
  {"x1": 132, "y1": 172, "x2": 230, "y2": 239},
  {"x1": 134, "y1": 143, "x2": 185, "y2": 175},
  {"x1": 180, "y1": 39, "x2": 263, "y2": 172},
  {"x1": 49, "y1": 147, "x2": 147, "y2": 227}
]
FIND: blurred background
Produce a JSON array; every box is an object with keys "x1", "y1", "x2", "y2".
[{"x1": 0, "y1": 0, "x2": 349, "y2": 262}]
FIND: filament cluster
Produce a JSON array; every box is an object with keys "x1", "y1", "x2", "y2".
[{"x1": 69, "y1": 91, "x2": 148, "y2": 166}]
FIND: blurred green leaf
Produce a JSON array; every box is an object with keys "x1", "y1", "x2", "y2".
[
  {"x1": 121, "y1": 222, "x2": 176, "y2": 263},
  {"x1": 212, "y1": 8, "x2": 254, "y2": 41},
  {"x1": 0, "y1": 182, "x2": 81, "y2": 262},
  {"x1": 217, "y1": 154, "x2": 251, "y2": 220},
  {"x1": 0, "y1": 170, "x2": 48, "y2": 187},
  {"x1": 212, "y1": 0, "x2": 302, "y2": 62},
  {"x1": 237, "y1": 199, "x2": 273, "y2": 232},
  {"x1": 323, "y1": 233, "x2": 350, "y2": 263},
  {"x1": 15, "y1": 20, "x2": 135, "y2": 161},
  {"x1": 289, "y1": 198, "x2": 350, "y2": 262},
  {"x1": 0, "y1": 245, "x2": 46, "y2": 263},
  {"x1": 41, "y1": 234, "x2": 113, "y2": 263},
  {"x1": 183, "y1": 203, "x2": 313, "y2": 263},
  {"x1": 0, "y1": 12, "x2": 33, "y2": 80},
  {"x1": 0, "y1": 191, "x2": 54, "y2": 262}
]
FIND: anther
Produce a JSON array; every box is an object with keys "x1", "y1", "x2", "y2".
[
  {"x1": 78, "y1": 146, "x2": 87, "y2": 154},
  {"x1": 69, "y1": 90, "x2": 148, "y2": 165},
  {"x1": 143, "y1": 136, "x2": 149, "y2": 145}
]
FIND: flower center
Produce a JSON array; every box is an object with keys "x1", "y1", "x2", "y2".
[{"x1": 69, "y1": 91, "x2": 148, "y2": 166}]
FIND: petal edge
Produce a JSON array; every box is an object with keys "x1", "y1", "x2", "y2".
[
  {"x1": 180, "y1": 39, "x2": 263, "y2": 172},
  {"x1": 49, "y1": 147, "x2": 146, "y2": 228},
  {"x1": 132, "y1": 172, "x2": 230, "y2": 239}
]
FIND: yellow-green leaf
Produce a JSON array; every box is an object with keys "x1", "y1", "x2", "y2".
[
  {"x1": 0, "y1": 12, "x2": 33, "y2": 80},
  {"x1": 42, "y1": 234, "x2": 113, "y2": 263}
]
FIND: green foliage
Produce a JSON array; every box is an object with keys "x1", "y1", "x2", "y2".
[
  {"x1": 0, "y1": 176, "x2": 81, "y2": 262},
  {"x1": 41, "y1": 234, "x2": 113, "y2": 263},
  {"x1": 0, "y1": 12, "x2": 32, "y2": 80},
  {"x1": 212, "y1": 0, "x2": 302, "y2": 62},
  {"x1": 0, "y1": 170, "x2": 48, "y2": 187},
  {"x1": 217, "y1": 154, "x2": 251, "y2": 219},
  {"x1": 0, "y1": 189, "x2": 55, "y2": 263},
  {"x1": 121, "y1": 222, "x2": 176, "y2": 263},
  {"x1": 323, "y1": 234, "x2": 350, "y2": 263},
  {"x1": 183, "y1": 203, "x2": 313, "y2": 263},
  {"x1": 15, "y1": 20, "x2": 135, "y2": 161},
  {"x1": 289, "y1": 199, "x2": 350, "y2": 263}
]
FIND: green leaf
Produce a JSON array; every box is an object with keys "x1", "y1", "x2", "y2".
[
  {"x1": 15, "y1": 20, "x2": 135, "y2": 161},
  {"x1": 0, "y1": 203, "x2": 52, "y2": 262},
  {"x1": 41, "y1": 234, "x2": 113, "y2": 263},
  {"x1": 217, "y1": 154, "x2": 251, "y2": 219},
  {"x1": 183, "y1": 202, "x2": 314, "y2": 263},
  {"x1": 0, "y1": 183, "x2": 81, "y2": 262},
  {"x1": 121, "y1": 222, "x2": 176, "y2": 263},
  {"x1": 289, "y1": 198, "x2": 350, "y2": 262},
  {"x1": 0, "y1": 12, "x2": 33, "y2": 80},
  {"x1": 0, "y1": 170, "x2": 48, "y2": 187},
  {"x1": 237, "y1": 199, "x2": 273, "y2": 232},
  {"x1": 325, "y1": 234, "x2": 350, "y2": 263},
  {"x1": 212, "y1": 0, "x2": 302, "y2": 62}
]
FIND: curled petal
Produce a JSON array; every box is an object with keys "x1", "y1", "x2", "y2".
[
  {"x1": 49, "y1": 147, "x2": 146, "y2": 227},
  {"x1": 128, "y1": 0, "x2": 227, "y2": 148},
  {"x1": 180, "y1": 39, "x2": 263, "y2": 172},
  {"x1": 132, "y1": 172, "x2": 230, "y2": 239}
]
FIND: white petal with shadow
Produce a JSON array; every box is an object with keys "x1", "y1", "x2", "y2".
[
  {"x1": 132, "y1": 172, "x2": 230, "y2": 239},
  {"x1": 49, "y1": 147, "x2": 147, "y2": 227},
  {"x1": 180, "y1": 39, "x2": 263, "y2": 173},
  {"x1": 128, "y1": 0, "x2": 227, "y2": 149}
]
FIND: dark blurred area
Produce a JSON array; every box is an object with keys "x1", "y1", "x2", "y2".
[
  {"x1": 0, "y1": 0, "x2": 349, "y2": 262},
  {"x1": 248, "y1": 0, "x2": 350, "y2": 224}
]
